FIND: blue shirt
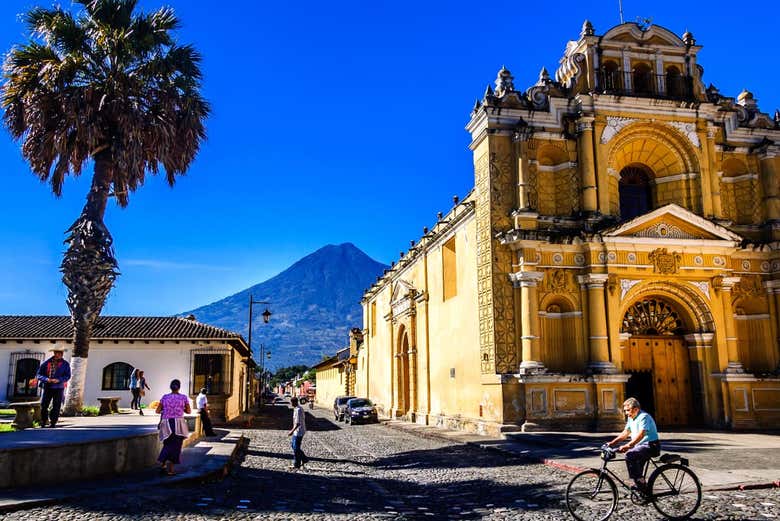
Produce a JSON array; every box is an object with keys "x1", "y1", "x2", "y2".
[
  {"x1": 36, "y1": 357, "x2": 71, "y2": 390},
  {"x1": 129, "y1": 372, "x2": 139, "y2": 390},
  {"x1": 626, "y1": 411, "x2": 659, "y2": 444}
]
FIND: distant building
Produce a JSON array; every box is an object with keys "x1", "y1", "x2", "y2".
[
  {"x1": 359, "y1": 22, "x2": 780, "y2": 434},
  {"x1": 314, "y1": 329, "x2": 363, "y2": 407},
  {"x1": 0, "y1": 315, "x2": 255, "y2": 422}
]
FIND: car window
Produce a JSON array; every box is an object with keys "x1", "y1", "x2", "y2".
[{"x1": 348, "y1": 399, "x2": 372, "y2": 407}]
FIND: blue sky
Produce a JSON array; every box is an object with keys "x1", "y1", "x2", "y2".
[{"x1": 1, "y1": 0, "x2": 778, "y2": 316}]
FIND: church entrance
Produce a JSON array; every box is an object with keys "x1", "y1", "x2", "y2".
[
  {"x1": 396, "y1": 330, "x2": 411, "y2": 417},
  {"x1": 621, "y1": 299, "x2": 693, "y2": 427}
]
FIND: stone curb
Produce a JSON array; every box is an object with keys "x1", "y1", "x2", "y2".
[
  {"x1": 383, "y1": 421, "x2": 780, "y2": 493},
  {"x1": 0, "y1": 433, "x2": 247, "y2": 513}
]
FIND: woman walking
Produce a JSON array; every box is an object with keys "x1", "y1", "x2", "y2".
[
  {"x1": 129, "y1": 368, "x2": 141, "y2": 410},
  {"x1": 137, "y1": 370, "x2": 151, "y2": 415},
  {"x1": 155, "y1": 379, "x2": 191, "y2": 475}
]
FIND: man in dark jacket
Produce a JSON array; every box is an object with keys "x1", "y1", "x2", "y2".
[{"x1": 37, "y1": 349, "x2": 71, "y2": 427}]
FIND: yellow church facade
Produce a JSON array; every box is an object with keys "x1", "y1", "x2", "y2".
[{"x1": 358, "y1": 21, "x2": 780, "y2": 434}]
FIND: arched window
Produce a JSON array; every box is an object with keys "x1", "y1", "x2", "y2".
[
  {"x1": 619, "y1": 165, "x2": 653, "y2": 220},
  {"x1": 102, "y1": 362, "x2": 133, "y2": 390},
  {"x1": 14, "y1": 357, "x2": 42, "y2": 397},
  {"x1": 602, "y1": 60, "x2": 620, "y2": 92},
  {"x1": 665, "y1": 66, "x2": 682, "y2": 98},
  {"x1": 632, "y1": 62, "x2": 653, "y2": 95}
]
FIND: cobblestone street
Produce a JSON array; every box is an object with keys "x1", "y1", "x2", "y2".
[{"x1": 6, "y1": 406, "x2": 779, "y2": 520}]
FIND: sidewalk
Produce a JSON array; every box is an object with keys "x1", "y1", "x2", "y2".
[
  {"x1": 0, "y1": 412, "x2": 247, "y2": 512},
  {"x1": 383, "y1": 420, "x2": 780, "y2": 491}
]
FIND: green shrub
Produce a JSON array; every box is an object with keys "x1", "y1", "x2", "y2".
[{"x1": 81, "y1": 405, "x2": 100, "y2": 416}]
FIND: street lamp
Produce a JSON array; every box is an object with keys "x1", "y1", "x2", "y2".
[{"x1": 248, "y1": 294, "x2": 271, "y2": 407}]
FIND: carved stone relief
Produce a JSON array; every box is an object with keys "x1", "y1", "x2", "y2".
[
  {"x1": 620, "y1": 279, "x2": 641, "y2": 300},
  {"x1": 600, "y1": 117, "x2": 636, "y2": 144},
  {"x1": 634, "y1": 222, "x2": 695, "y2": 239},
  {"x1": 649, "y1": 248, "x2": 682, "y2": 274},
  {"x1": 667, "y1": 121, "x2": 701, "y2": 148}
]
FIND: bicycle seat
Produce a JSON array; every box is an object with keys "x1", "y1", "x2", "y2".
[{"x1": 659, "y1": 453, "x2": 681, "y2": 464}]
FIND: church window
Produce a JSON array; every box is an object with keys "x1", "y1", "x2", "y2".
[
  {"x1": 619, "y1": 165, "x2": 653, "y2": 221},
  {"x1": 602, "y1": 60, "x2": 621, "y2": 92},
  {"x1": 665, "y1": 66, "x2": 682, "y2": 98},
  {"x1": 442, "y1": 236, "x2": 457, "y2": 300},
  {"x1": 370, "y1": 301, "x2": 377, "y2": 336},
  {"x1": 632, "y1": 62, "x2": 653, "y2": 95}
]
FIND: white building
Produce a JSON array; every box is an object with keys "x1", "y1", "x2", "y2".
[{"x1": 0, "y1": 315, "x2": 255, "y2": 422}]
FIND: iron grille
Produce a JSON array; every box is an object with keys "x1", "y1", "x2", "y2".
[
  {"x1": 190, "y1": 347, "x2": 233, "y2": 396},
  {"x1": 6, "y1": 351, "x2": 46, "y2": 400}
]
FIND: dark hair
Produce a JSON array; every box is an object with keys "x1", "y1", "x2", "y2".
[
  {"x1": 170, "y1": 379, "x2": 181, "y2": 392},
  {"x1": 291, "y1": 397, "x2": 299, "y2": 406},
  {"x1": 200, "y1": 388, "x2": 207, "y2": 394}
]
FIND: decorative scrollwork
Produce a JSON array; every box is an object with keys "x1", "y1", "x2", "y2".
[
  {"x1": 649, "y1": 248, "x2": 682, "y2": 274},
  {"x1": 621, "y1": 299, "x2": 685, "y2": 336}
]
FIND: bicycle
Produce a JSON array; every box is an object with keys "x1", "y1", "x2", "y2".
[{"x1": 565, "y1": 443, "x2": 702, "y2": 521}]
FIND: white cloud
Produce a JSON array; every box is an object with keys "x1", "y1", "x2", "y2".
[{"x1": 123, "y1": 259, "x2": 234, "y2": 271}]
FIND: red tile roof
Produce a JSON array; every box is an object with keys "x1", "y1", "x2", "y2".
[{"x1": 0, "y1": 315, "x2": 249, "y2": 355}]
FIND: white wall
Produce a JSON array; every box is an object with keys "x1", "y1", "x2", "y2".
[{"x1": 1, "y1": 340, "x2": 234, "y2": 408}]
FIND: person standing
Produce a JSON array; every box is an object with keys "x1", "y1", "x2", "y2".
[
  {"x1": 129, "y1": 368, "x2": 141, "y2": 410},
  {"x1": 195, "y1": 387, "x2": 216, "y2": 436},
  {"x1": 155, "y1": 379, "x2": 191, "y2": 475},
  {"x1": 36, "y1": 348, "x2": 71, "y2": 428},
  {"x1": 287, "y1": 396, "x2": 309, "y2": 470},
  {"x1": 137, "y1": 370, "x2": 151, "y2": 415}
]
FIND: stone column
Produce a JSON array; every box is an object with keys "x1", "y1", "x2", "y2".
[
  {"x1": 408, "y1": 348, "x2": 418, "y2": 418},
  {"x1": 684, "y1": 333, "x2": 715, "y2": 423},
  {"x1": 578, "y1": 118, "x2": 598, "y2": 213},
  {"x1": 759, "y1": 149, "x2": 780, "y2": 239},
  {"x1": 765, "y1": 280, "x2": 780, "y2": 369},
  {"x1": 720, "y1": 277, "x2": 744, "y2": 373},
  {"x1": 706, "y1": 127, "x2": 722, "y2": 218},
  {"x1": 512, "y1": 271, "x2": 545, "y2": 373},
  {"x1": 514, "y1": 131, "x2": 531, "y2": 210},
  {"x1": 579, "y1": 273, "x2": 616, "y2": 373}
]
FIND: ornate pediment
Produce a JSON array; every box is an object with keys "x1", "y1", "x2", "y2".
[
  {"x1": 603, "y1": 204, "x2": 742, "y2": 243},
  {"x1": 390, "y1": 280, "x2": 418, "y2": 321}
]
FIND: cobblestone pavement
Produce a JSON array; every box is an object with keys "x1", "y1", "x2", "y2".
[{"x1": 6, "y1": 406, "x2": 779, "y2": 520}]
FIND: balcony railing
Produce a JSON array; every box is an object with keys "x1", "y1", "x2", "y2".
[{"x1": 595, "y1": 70, "x2": 694, "y2": 101}]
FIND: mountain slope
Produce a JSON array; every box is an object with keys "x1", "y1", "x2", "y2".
[{"x1": 184, "y1": 243, "x2": 387, "y2": 368}]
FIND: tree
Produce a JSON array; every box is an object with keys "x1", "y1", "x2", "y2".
[
  {"x1": 1, "y1": 0, "x2": 209, "y2": 414},
  {"x1": 270, "y1": 365, "x2": 310, "y2": 389}
]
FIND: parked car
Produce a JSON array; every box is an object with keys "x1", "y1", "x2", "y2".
[
  {"x1": 344, "y1": 398, "x2": 378, "y2": 424},
  {"x1": 333, "y1": 395, "x2": 356, "y2": 421},
  {"x1": 299, "y1": 395, "x2": 308, "y2": 404}
]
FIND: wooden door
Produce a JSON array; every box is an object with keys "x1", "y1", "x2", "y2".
[
  {"x1": 651, "y1": 337, "x2": 691, "y2": 427},
  {"x1": 623, "y1": 336, "x2": 691, "y2": 427}
]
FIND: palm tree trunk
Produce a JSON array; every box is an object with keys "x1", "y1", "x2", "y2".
[{"x1": 61, "y1": 151, "x2": 118, "y2": 416}]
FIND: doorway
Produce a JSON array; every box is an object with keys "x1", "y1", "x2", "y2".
[{"x1": 622, "y1": 336, "x2": 692, "y2": 427}]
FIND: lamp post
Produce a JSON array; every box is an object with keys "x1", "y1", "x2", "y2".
[{"x1": 248, "y1": 294, "x2": 271, "y2": 407}]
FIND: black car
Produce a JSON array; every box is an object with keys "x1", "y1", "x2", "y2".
[
  {"x1": 344, "y1": 398, "x2": 378, "y2": 424},
  {"x1": 333, "y1": 395, "x2": 356, "y2": 421}
]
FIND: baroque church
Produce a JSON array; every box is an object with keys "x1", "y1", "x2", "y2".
[{"x1": 357, "y1": 21, "x2": 780, "y2": 433}]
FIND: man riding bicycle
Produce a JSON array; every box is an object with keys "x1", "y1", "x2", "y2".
[{"x1": 607, "y1": 397, "x2": 660, "y2": 494}]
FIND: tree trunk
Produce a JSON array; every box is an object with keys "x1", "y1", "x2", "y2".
[{"x1": 61, "y1": 151, "x2": 118, "y2": 416}]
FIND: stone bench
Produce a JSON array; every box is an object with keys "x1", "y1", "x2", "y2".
[
  {"x1": 97, "y1": 396, "x2": 121, "y2": 415},
  {"x1": 9, "y1": 402, "x2": 41, "y2": 430}
]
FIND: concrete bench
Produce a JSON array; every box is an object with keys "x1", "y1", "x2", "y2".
[
  {"x1": 97, "y1": 396, "x2": 121, "y2": 415},
  {"x1": 9, "y1": 402, "x2": 41, "y2": 430}
]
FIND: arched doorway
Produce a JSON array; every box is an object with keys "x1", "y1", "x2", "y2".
[
  {"x1": 621, "y1": 298, "x2": 693, "y2": 427},
  {"x1": 396, "y1": 328, "x2": 411, "y2": 417}
]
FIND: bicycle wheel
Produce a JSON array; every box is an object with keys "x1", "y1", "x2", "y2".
[
  {"x1": 648, "y1": 463, "x2": 702, "y2": 520},
  {"x1": 566, "y1": 470, "x2": 618, "y2": 521}
]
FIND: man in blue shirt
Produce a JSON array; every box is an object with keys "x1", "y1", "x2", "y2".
[
  {"x1": 607, "y1": 397, "x2": 660, "y2": 492},
  {"x1": 36, "y1": 348, "x2": 71, "y2": 428}
]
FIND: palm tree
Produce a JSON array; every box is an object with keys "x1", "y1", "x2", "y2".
[{"x1": 2, "y1": 0, "x2": 209, "y2": 414}]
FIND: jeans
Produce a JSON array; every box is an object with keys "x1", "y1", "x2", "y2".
[
  {"x1": 291, "y1": 434, "x2": 309, "y2": 468},
  {"x1": 626, "y1": 440, "x2": 661, "y2": 482},
  {"x1": 130, "y1": 388, "x2": 141, "y2": 409},
  {"x1": 41, "y1": 387, "x2": 64, "y2": 426}
]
